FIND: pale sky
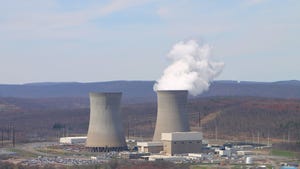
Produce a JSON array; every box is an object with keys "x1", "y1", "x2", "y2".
[{"x1": 0, "y1": 0, "x2": 299, "y2": 84}]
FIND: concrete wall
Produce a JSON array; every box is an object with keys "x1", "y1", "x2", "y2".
[
  {"x1": 153, "y1": 90, "x2": 190, "y2": 141},
  {"x1": 137, "y1": 142, "x2": 163, "y2": 153},
  {"x1": 144, "y1": 146, "x2": 163, "y2": 153},
  {"x1": 161, "y1": 132, "x2": 203, "y2": 141},
  {"x1": 163, "y1": 140, "x2": 202, "y2": 156},
  {"x1": 86, "y1": 92, "x2": 126, "y2": 151}
]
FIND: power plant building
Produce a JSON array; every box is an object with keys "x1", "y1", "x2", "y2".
[
  {"x1": 59, "y1": 136, "x2": 87, "y2": 144},
  {"x1": 137, "y1": 142, "x2": 163, "y2": 153},
  {"x1": 153, "y1": 90, "x2": 190, "y2": 141},
  {"x1": 86, "y1": 92, "x2": 127, "y2": 152},
  {"x1": 161, "y1": 132, "x2": 203, "y2": 156}
]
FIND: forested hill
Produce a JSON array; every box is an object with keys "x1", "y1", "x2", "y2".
[
  {"x1": 201, "y1": 80, "x2": 300, "y2": 98},
  {"x1": 0, "y1": 80, "x2": 300, "y2": 102}
]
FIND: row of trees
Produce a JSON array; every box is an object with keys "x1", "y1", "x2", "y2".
[
  {"x1": 1, "y1": 96, "x2": 300, "y2": 143},
  {"x1": 189, "y1": 97, "x2": 300, "y2": 142},
  {"x1": 0, "y1": 123, "x2": 16, "y2": 147}
]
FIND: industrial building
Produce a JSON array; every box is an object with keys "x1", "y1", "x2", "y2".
[
  {"x1": 161, "y1": 132, "x2": 203, "y2": 156},
  {"x1": 59, "y1": 137, "x2": 87, "y2": 144},
  {"x1": 86, "y1": 92, "x2": 127, "y2": 152},
  {"x1": 153, "y1": 90, "x2": 190, "y2": 141},
  {"x1": 216, "y1": 149, "x2": 231, "y2": 157},
  {"x1": 137, "y1": 132, "x2": 203, "y2": 156},
  {"x1": 137, "y1": 142, "x2": 163, "y2": 153}
]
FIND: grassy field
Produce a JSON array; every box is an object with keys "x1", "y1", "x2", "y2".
[
  {"x1": 7, "y1": 148, "x2": 38, "y2": 158},
  {"x1": 271, "y1": 149, "x2": 296, "y2": 158}
]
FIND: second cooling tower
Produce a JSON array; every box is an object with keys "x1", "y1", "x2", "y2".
[
  {"x1": 86, "y1": 92, "x2": 127, "y2": 152},
  {"x1": 153, "y1": 90, "x2": 190, "y2": 141}
]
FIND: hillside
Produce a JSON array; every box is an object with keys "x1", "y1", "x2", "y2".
[
  {"x1": 0, "y1": 80, "x2": 299, "y2": 144},
  {"x1": 0, "y1": 96, "x2": 299, "y2": 144},
  {"x1": 0, "y1": 81, "x2": 155, "y2": 103},
  {"x1": 0, "y1": 81, "x2": 300, "y2": 103}
]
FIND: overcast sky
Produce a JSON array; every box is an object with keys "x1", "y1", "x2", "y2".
[{"x1": 0, "y1": 0, "x2": 299, "y2": 84}]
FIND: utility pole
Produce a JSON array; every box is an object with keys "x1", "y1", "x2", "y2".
[
  {"x1": 7, "y1": 123, "x2": 11, "y2": 141},
  {"x1": 133, "y1": 115, "x2": 136, "y2": 139},
  {"x1": 215, "y1": 125, "x2": 218, "y2": 141},
  {"x1": 267, "y1": 130, "x2": 270, "y2": 146},
  {"x1": 1, "y1": 128, "x2": 3, "y2": 147},
  {"x1": 198, "y1": 112, "x2": 201, "y2": 129},
  {"x1": 12, "y1": 124, "x2": 15, "y2": 147},
  {"x1": 257, "y1": 131, "x2": 260, "y2": 144},
  {"x1": 66, "y1": 127, "x2": 68, "y2": 137},
  {"x1": 214, "y1": 118, "x2": 218, "y2": 141},
  {"x1": 287, "y1": 128, "x2": 290, "y2": 143},
  {"x1": 64, "y1": 125, "x2": 67, "y2": 137},
  {"x1": 127, "y1": 120, "x2": 130, "y2": 139},
  {"x1": 9, "y1": 122, "x2": 13, "y2": 141}
]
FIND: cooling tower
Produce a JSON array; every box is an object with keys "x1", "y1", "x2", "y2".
[
  {"x1": 86, "y1": 92, "x2": 127, "y2": 152},
  {"x1": 153, "y1": 90, "x2": 190, "y2": 141}
]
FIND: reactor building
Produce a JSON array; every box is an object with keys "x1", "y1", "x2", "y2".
[
  {"x1": 153, "y1": 90, "x2": 190, "y2": 141},
  {"x1": 86, "y1": 92, "x2": 127, "y2": 152}
]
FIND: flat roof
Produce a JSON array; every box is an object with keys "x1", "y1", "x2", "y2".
[
  {"x1": 161, "y1": 132, "x2": 203, "y2": 141},
  {"x1": 137, "y1": 142, "x2": 163, "y2": 147}
]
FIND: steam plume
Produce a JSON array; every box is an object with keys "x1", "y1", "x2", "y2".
[{"x1": 154, "y1": 40, "x2": 224, "y2": 96}]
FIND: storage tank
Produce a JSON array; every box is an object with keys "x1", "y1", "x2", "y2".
[
  {"x1": 153, "y1": 90, "x2": 190, "y2": 141},
  {"x1": 245, "y1": 156, "x2": 253, "y2": 164},
  {"x1": 86, "y1": 92, "x2": 127, "y2": 152}
]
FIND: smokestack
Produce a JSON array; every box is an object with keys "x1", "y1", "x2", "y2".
[
  {"x1": 86, "y1": 92, "x2": 127, "y2": 152},
  {"x1": 153, "y1": 90, "x2": 190, "y2": 141}
]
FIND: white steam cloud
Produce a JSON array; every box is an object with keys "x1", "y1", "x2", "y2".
[{"x1": 154, "y1": 40, "x2": 224, "y2": 96}]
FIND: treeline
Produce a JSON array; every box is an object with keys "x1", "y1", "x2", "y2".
[
  {"x1": 0, "y1": 96, "x2": 300, "y2": 143},
  {"x1": 197, "y1": 97, "x2": 300, "y2": 142},
  {"x1": 273, "y1": 142, "x2": 300, "y2": 152}
]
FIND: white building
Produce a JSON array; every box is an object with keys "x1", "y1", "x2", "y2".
[
  {"x1": 218, "y1": 149, "x2": 231, "y2": 157},
  {"x1": 59, "y1": 136, "x2": 87, "y2": 144},
  {"x1": 161, "y1": 132, "x2": 203, "y2": 156},
  {"x1": 137, "y1": 142, "x2": 163, "y2": 153}
]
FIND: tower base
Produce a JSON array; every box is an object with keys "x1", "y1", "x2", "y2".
[{"x1": 87, "y1": 146, "x2": 128, "y2": 152}]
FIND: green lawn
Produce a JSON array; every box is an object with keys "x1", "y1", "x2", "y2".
[
  {"x1": 190, "y1": 165, "x2": 210, "y2": 169},
  {"x1": 271, "y1": 149, "x2": 295, "y2": 158}
]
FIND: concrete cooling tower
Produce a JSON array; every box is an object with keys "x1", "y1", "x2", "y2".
[
  {"x1": 153, "y1": 90, "x2": 190, "y2": 141},
  {"x1": 86, "y1": 92, "x2": 127, "y2": 152}
]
